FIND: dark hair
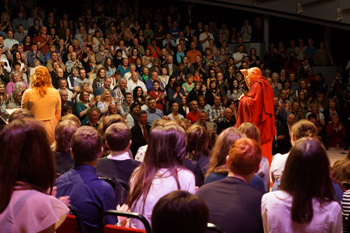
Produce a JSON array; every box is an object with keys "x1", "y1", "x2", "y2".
[
  {"x1": 105, "y1": 123, "x2": 131, "y2": 151},
  {"x1": 132, "y1": 86, "x2": 143, "y2": 99},
  {"x1": 54, "y1": 120, "x2": 79, "y2": 152},
  {"x1": 280, "y1": 138, "x2": 335, "y2": 224},
  {"x1": 127, "y1": 124, "x2": 187, "y2": 212},
  {"x1": 186, "y1": 125, "x2": 209, "y2": 161},
  {"x1": 152, "y1": 191, "x2": 209, "y2": 233},
  {"x1": 71, "y1": 126, "x2": 102, "y2": 164},
  {"x1": 0, "y1": 118, "x2": 56, "y2": 213}
]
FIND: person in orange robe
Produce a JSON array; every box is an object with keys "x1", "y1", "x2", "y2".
[{"x1": 236, "y1": 67, "x2": 276, "y2": 164}]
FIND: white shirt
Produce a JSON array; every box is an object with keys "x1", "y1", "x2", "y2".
[
  {"x1": 233, "y1": 51, "x2": 247, "y2": 68},
  {"x1": 199, "y1": 32, "x2": 214, "y2": 50},
  {"x1": 130, "y1": 167, "x2": 195, "y2": 229},
  {"x1": 107, "y1": 151, "x2": 130, "y2": 161},
  {"x1": 270, "y1": 152, "x2": 289, "y2": 180},
  {"x1": 127, "y1": 79, "x2": 147, "y2": 93},
  {"x1": 262, "y1": 190, "x2": 342, "y2": 233}
]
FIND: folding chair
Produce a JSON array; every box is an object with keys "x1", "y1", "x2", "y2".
[
  {"x1": 103, "y1": 210, "x2": 151, "y2": 233},
  {"x1": 56, "y1": 204, "x2": 84, "y2": 233}
]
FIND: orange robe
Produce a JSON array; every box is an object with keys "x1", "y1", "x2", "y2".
[{"x1": 236, "y1": 77, "x2": 276, "y2": 164}]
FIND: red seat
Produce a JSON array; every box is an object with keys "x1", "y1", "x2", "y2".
[
  {"x1": 104, "y1": 224, "x2": 146, "y2": 233},
  {"x1": 56, "y1": 214, "x2": 80, "y2": 233}
]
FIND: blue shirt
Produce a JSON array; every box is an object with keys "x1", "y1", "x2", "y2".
[
  {"x1": 56, "y1": 164, "x2": 117, "y2": 233},
  {"x1": 145, "y1": 108, "x2": 163, "y2": 126}
]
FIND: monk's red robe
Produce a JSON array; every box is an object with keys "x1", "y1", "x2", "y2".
[{"x1": 236, "y1": 77, "x2": 276, "y2": 164}]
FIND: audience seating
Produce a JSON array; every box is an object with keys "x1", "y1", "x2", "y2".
[
  {"x1": 103, "y1": 210, "x2": 151, "y2": 233},
  {"x1": 56, "y1": 204, "x2": 84, "y2": 233}
]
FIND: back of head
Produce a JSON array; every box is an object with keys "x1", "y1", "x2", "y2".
[
  {"x1": 152, "y1": 190, "x2": 209, "y2": 233},
  {"x1": 332, "y1": 150, "x2": 350, "y2": 185},
  {"x1": 105, "y1": 123, "x2": 130, "y2": 152},
  {"x1": 99, "y1": 114, "x2": 124, "y2": 135},
  {"x1": 54, "y1": 120, "x2": 79, "y2": 153},
  {"x1": 280, "y1": 138, "x2": 334, "y2": 224},
  {"x1": 71, "y1": 126, "x2": 102, "y2": 164},
  {"x1": 8, "y1": 109, "x2": 34, "y2": 123},
  {"x1": 291, "y1": 119, "x2": 317, "y2": 141},
  {"x1": 238, "y1": 122, "x2": 261, "y2": 145},
  {"x1": 228, "y1": 138, "x2": 262, "y2": 176},
  {"x1": 186, "y1": 125, "x2": 209, "y2": 161},
  {"x1": 58, "y1": 114, "x2": 81, "y2": 127},
  {"x1": 0, "y1": 118, "x2": 55, "y2": 212},
  {"x1": 30, "y1": 66, "x2": 52, "y2": 96},
  {"x1": 207, "y1": 127, "x2": 242, "y2": 176},
  {"x1": 145, "y1": 124, "x2": 186, "y2": 168}
]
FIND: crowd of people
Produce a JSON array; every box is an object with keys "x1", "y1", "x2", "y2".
[{"x1": 0, "y1": 1, "x2": 350, "y2": 233}]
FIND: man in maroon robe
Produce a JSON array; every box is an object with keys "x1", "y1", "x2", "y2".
[{"x1": 236, "y1": 67, "x2": 276, "y2": 164}]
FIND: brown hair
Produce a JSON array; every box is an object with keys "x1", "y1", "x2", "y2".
[
  {"x1": 291, "y1": 119, "x2": 317, "y2": 140},
  {"x1": 127, "y1": 124, "x2": 187, "y2": 213},
  {"x1": 53, "y1": 120, "x2": 79, "y2": 152},
  {"x1": 280, "y1": 138, "x2": 335, "y2": 224},
  {"x1": 185, "y1": 125, "x2": 209, "y2": 161},
  {"x1": 105, "y1": 123, "x2": 131, "y2": 152},
  {"x1": 228, "y1": 138, "x2": 262, "y2": 176},
  {"x1": 98, "y1": 114, "x2": 124, "y2": 136},
  {"x1": 71, "y1": 126, "x2": 103, "y2": 164},
  {"x1": 0, "y1": 118, "x2": 56, "y2": 213},
  {"x1": 205, "y1": 127, "x2": 242, "y2": 177},
  {"x1": 30, "y1": 66, "x2": 53, "y2": 97},
  {"x1": 238, "y1": 122, "x2": 261, "y2": 145},
  {"x1": 58, "y1": 114, "x2": 81, "y2": 126},
  {"x1": 8, "y1": 109, "x2": 34, "y2": 122}
]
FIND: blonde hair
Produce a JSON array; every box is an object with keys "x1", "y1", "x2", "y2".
[{"x1": 30, "y1": 66, "x2": 53, "y2": 97}]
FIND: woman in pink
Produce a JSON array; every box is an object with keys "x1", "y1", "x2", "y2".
[{"x1": 22, "y1": 66, "x2": 61, "y2": 144}]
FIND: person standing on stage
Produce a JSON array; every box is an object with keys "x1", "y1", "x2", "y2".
[{"x1": 236, "y1": 67, "x2": 276, "y2": 164}]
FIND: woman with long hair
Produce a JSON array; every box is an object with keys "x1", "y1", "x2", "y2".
[
  {"x1": 21, "y1": 66, "x2": 61, "y2": 144},
  {"x1": 205, "y1": 127, "x2": 242, "y2": 182},
  {"x1": 127, "y1": 123, "x2": 195, "y2": 229},
  {"x1": 262, "y1": 138, "x2": 342, "y2": 232},
  {"x1": 0, "y1": 118, "x2": 69, "y2": 232},
  {"x1": 271, "y1": 120, "x2": 317, "y2": 184}
]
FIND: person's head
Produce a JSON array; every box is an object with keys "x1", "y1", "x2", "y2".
[
  {"x1": 103, "y1": 77, "x2": 111, "y2": 89},
  {"x1": 0, "y1": 118, "x2": 55, "y2": 212},
  {"x1": 101, "y1": 89, "x2": 112, "y2": 102},
  {"x1": 30, "y1": 66, "x2": 52, "y2": 96},
  {"x1": 54, "y1": 120, "x2": 79, "y2": 153},
  {"x1": 186, "y1": 124, "x2": 209, "y2": 160},
  {"x1": 207, "y1": 127, "x2": 242, "y2": 176},
  {"x1": 105, "y1": 122, "x2": 131, "y2": 152},
  {"x1": 290, "y1": 119, "x2": 317, "y2": 145},
  {"x1": 190, "y1": 100, "x2": 198, "y2": 112},
  {"x1": 59, "y1": 78, "x2": 68, "y2": 89},
  {"x1": 243, "y1": 67, "x2": 262, "y2": 88},
  {"x1": 138, "y1": 110, "x2": 148, "y2": 125},
  {"x1": 152, "y1": 191, "x2": 209, "y2": 233},
  {"x1": 227, "y1": 138, "x2": 261, "y2": 179},
  {"x1": 147, "y1": 97, "x2": 156, "y2": 110},
  {"x1": 108, "y1": 103, "x2": 118, "y2": 115},
  {"x1": 214, "y1": 95, "x2": 221, "y2": 106},
  {"x1": 238, "y1": 122, "x2": 261, "y2": 145},
  {"x1": 79, "y1": 68, "x2": 86, "y2": 79},
  {"x1": 71, "y1": 126, "x2": 103, "y2": 165},
  {"x1": 87, "y1": 107, "x2": 100, "y2": 124},
  {"x1": 280, "y1": 138, "x2": 335, "y2": 224},
  {"x1": 223, "y1": 108, "x2": 233, "y2": 121},
  {"x1": 59, "y1": 89, "x2": 68, "y2": 102},
  {"x1": 287, "y1": 113, "x2": 296, "y2": 126},
  {"x1": 130, "y1": 103, "x2": 141, "y2": 116},
  {"x1": 125, "y1": 93, "x2": 133, "y2": 105},
  {"x1": 153, "y1": 80, "x2": 160, "y2": 91}
]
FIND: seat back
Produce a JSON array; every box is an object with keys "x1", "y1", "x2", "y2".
[
  {"x1": 103, "y1": 210, "x2": 151, "y2": 233},
  {"x1": 56, "y1": 215, "x2": 80, "y2": 233},
  {"x1": 104, "y1": 224, "x2": 146, "y2": 233},
  {"x1": 56, "y1": 204, "x2": 84, "y2": 233}
]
